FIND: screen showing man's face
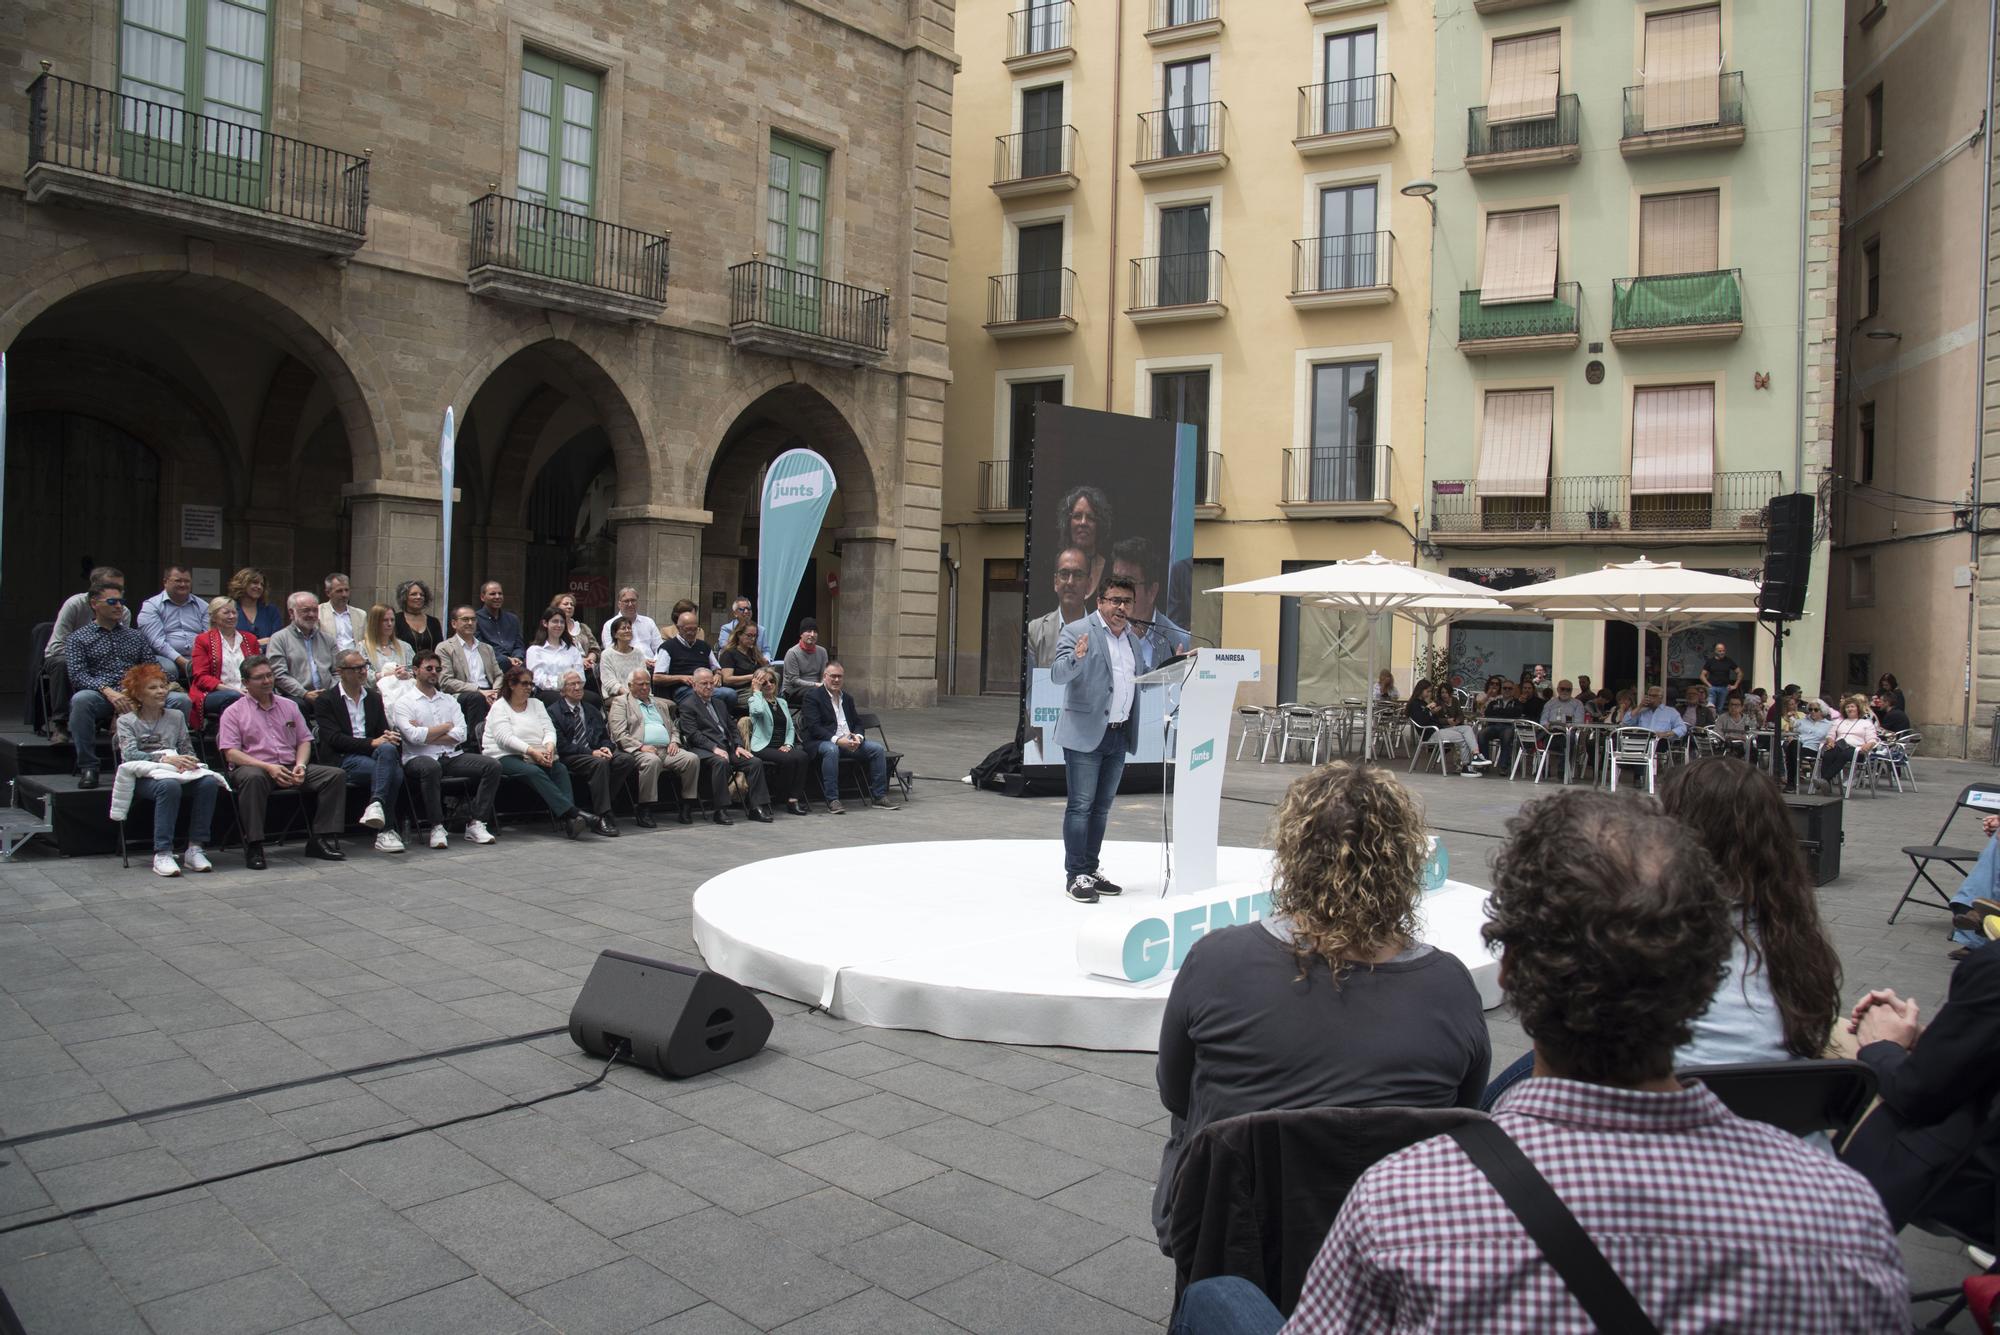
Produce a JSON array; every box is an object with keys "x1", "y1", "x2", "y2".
[{"x1": 1110, "y1": 561, "x2": 1156, "y2": 622}]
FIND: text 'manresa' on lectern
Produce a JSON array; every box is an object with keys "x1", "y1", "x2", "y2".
[{"x1": 1136, "y1": 648, "x2": 1261, "y2": 897}]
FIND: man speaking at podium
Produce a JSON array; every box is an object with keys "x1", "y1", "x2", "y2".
[{"x1": 1051, "y1": 575, "x2": 1142, "y2": 905}]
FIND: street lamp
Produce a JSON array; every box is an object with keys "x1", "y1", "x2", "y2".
[{"x1": 1400, "y1": 178, "x2": 1438, "y2": 222}]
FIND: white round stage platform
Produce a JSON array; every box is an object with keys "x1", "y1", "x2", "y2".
[{"x1": 692, "y1": 839, "x2": 1500, "y2": 1051}]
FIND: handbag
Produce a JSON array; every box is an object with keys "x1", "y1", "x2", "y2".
[{"x1": 1447, "y1": 1120, "x2": 1660, "y2": 1334}]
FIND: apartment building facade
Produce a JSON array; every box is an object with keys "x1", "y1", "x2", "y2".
[
  {"x1": 1419, "y1": 0, "x2": 1841, "y2": 695},
  {"x1": 938, "y1": 0, "x2": 1436, "y2": 705},
  {"x1": 0, "y1": 0, "x2": 955, "y2": 705}
]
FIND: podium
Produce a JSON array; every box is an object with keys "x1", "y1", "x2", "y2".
[{"x1": 1137, "y1": 648, "x2": 1261, "y2": 896}]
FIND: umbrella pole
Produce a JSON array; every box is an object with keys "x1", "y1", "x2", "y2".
[{"x1": 1363, "y1": 617, "x2": 1378, "y2": 764}]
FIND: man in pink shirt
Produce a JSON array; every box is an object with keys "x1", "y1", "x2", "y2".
[{"x1": 217, "y1": 654, "x2": 347, "y2": 869}]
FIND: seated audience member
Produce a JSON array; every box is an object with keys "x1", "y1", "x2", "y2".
[
  {"x1": 1173, "y1": 789, "x2": 1906, "y2": 1335},
  {"x1": 1763, "y1": 692, "x2": 1802, "y2": 781},
  {"x1": 1680, "y1": 683, "x2": 1716, "y2": 730},
  {"x1": 392, "y1": 651, "x2": 499, "y2": 848},
  {"x1": 314, "y1": 651, "x2": 406, "y2": 854},
  {"x1": 598, "y1": 617, "x2": 649, "y2": 702},
  {"x1": 1794, "y1": 695, "x2": 1834, "y2": 765},
  {"x1": 1841, "y1": 939, "x2": 2000, "y2": 1237},
  {"x1": 1940, "y1": 813, "x2": 2000, "y2": 961},
  {"x1": 717, "y1": 621, "x2": 769, "y2": 694},
  {"x1": 1714, "y1": 694, "x2": 1755, "y2": 758},
  {"x1": 600, "y1": 587, "x2": 663, "y2": 659},
  {"x1": 229, "y1": 566, "x2": 283, "y2": 641},
  {"x1": 115, "y1": 663, "x2": 222, "y2": 878},
  {"x1": 474, "y1": 580, "x2": 527, "y2": 672},
  {"x1": 392, "y1": 579, "x2": 444, "y2": 655},
  {"x1": 716, "y1": 594, "x2": 753, "y2": 650},
  {"x1": 605, "y1": 667, "x2": 699, "y2": 826},
  {"x1": 526, "y1": 605, "x2": 584, "y2": 696},
  {"x1": 1476, "y1": 679, "x2": 1524, "y2": 769},
  {"x1": 1536, "y1": 679, "x2": 1586, "y2": 769},
  {"x1": 482, "y1": 666, "x2": 589, "y2": 839},
  {"x1": 655, "y1": 608, "x2": 735, "y2": 709},
  {"x1": 1875, "y1": 671, "x2": 1907, "y2": 713},
  {"x1": 1151, "y1": 763, "x2": 1489, "y2": 1249},
  {"x1": 217, "y1": 655, "x2": 347, "y2": 869},
  {"x1": 1623, "y1": 684, "x2": 1690, "y2": 744},
  {"x1": 67, "y1": 578, "x2": 189, "y2": 787},
  {"x1": 1369, "y1": 669, "x2": 1398, "y2": 702},
  {"x1": 360, "y1": 603, "x2": 417, "y2": 712},
  {"x1": 318, "y1": 572, "x2": 361, "y2": 653},
  {"x1": 1574, "y1": 673, "x2": 1593, "y2": 701},
  {"x1": 677, "y1": 667, "x2": 772, "y2": 825},
  {"x1": 553, "y1": 592, "x2": 600, "y2": 670},
  {"x1": 265, "y1": 592, "x2": 336, "y2": 705},
  {"x1": 1817, "y1": 695, "x2": 1880, "y2": 785},
  {"x1": 1586, "y1": 688, "x2": 1617, "y2": 723},
  {"x1": 668, "y1": 598, "x2": 699, "y2": 624},
  {"x1": 782, "y1": 619, "x2": 829, "y2": 705},
  {"x1": 748, "y1": 666, "x2": 812, "y2": 815},
  {"x1": 1745, "y1": 687, "x2": 1771, "y2": 725},
  {"x1": 1872, "y1": 691, "x2": 1911, "y2": 733},
  {"x1": 549, "y1": 670, "x2": 633, "y2": 837},
  {"x1": 438, "y1": 605, "x2": 501, "y2": 730},
  {"x1": 1407, "y1": 679, "x2": 1489, "y2": 777},
  {"x1": 42, "y1": 564, "x2": 128, "y2": 745},
  {"x1": 800, "y1": 662, "x2": 899, "y2": 813},
  {"x1": 190, "y1": 596, "x2": 258, "y2": 731},
  {"x1": 140, "y1": 565, "x2": 205, "y2": 683}
]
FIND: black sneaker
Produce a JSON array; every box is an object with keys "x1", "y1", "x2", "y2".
[
  {"x1": 1066, "y1": 874, "x2": 1099, "y2": 904},
  {"x1": 1091, "y1": 875, "x2": 1123, "y2": 897}
]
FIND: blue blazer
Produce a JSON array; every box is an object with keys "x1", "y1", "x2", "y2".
[{"x1": 1050, "y1": 611, "x2": 1141, "y2": 755}]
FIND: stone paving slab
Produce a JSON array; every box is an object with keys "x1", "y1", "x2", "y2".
[{"x1": 0, "y1": 694, "x2": 1986, "y2": 1331}]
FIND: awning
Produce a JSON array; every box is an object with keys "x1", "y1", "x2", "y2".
[
  {"x1": 1475, "y1": 389, "x2": 1554, "y2": 497},
  {"x1": 1642, "y1": 5, "x2": 1722, "y2": 131},
  {"x1": 1480, "y1": 208, "x2": 1559, "y2": 304},
  {"x1": 1489, "y1": 30, "x2": 1561, "y2": 125},
  {"x1": 1631, "y1": 384, "x2": 1715, "y2": 494}
]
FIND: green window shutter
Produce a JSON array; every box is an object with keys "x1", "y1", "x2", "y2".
[
  {"x1": 766, "y1": 134, "x2": 829, "y2": 274},
  {"x1": 517, "y1": 51, "x2": 602, "y2": 281},
  {"x1": 118, "y1": 0, "x2": 271, "y2": 198}
]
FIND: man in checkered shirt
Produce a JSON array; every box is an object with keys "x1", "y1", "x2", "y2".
[{"x1": 1173, "y1": 790, "x2": 1906, "y2": 1334}]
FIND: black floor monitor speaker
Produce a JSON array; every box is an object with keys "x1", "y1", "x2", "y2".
[
  {"x1": 570, "y1": 950, "x2": 773, "y2": 1078},
  {"x1": 1759, "y1": 493, "x2": 1815, "y2": 619},
  {"x1": 1783, "y1": 793, "x2": 1843, "y2": 886}
]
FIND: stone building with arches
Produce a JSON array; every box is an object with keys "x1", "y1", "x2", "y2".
[{"x1": 0, "y1": 0, "x2": 955, "y2": 705}]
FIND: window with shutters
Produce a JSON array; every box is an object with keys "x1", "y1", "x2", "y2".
[
  {"x1": 118, "y1": 0, "x2": 271, "y2": 200},
  {"x1": 1480, "y1": 208, "x2": 1559, "y2": 303},
  {"x1": 1640, "y1": 6, "x2": 1721, "y2": 131},
  {"x1": 1638, "y1": 190, "x2": 1720, "y2": 276},
  {"x1": 1305, "y1": 361, "x2": 1379, "y2": 502},
  {"x1": 1487, "y1": 31, "x2": 1560, "y2": 124},
  {"x1": 1631, "y1": 384, "x2": 1716, "y2": 528},
  {"x1": 516, "y1": 52, "x2": 601, "y2": 280}
]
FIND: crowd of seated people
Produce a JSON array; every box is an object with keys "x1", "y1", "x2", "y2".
[{"x1": 39, "y1": 574, "x2": 899, "y2": 867}]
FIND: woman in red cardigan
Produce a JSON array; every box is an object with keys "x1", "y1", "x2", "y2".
[{"x1": 190, "y1": 596, "x2": 260, "y2": 730}]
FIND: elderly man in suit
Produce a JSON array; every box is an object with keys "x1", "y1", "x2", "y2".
[
  {"x1": 678, "y1": 667, "x2": 773, "y2": 825},
  {"x1": 606, "y1": 666, "x2": 699, "y2": 826},
  {"x1": 548, "y1": 669, "x2": 633, "y2": 837},
  {"x1": 1050, "y1": 575, "x2": 1143, "y2": 904},
  {"x1": 265, "y1": 591, "x2": 337, "y2": 706},
  {"x1": 313, "y1": 650, "x2": 405, "y2": 853},
  {"x1": 799, "y1": 662, "x2": 899, "y2": 815},
  {"x1": 438, "y1": 605, "x2": 502, "y2": 731}
]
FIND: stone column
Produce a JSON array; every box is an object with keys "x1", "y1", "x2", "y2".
[
  {"x1": 343, "y1": 480, "x2": 446, "y2": 611},
  {"x1": 833, "y1": 532, "x2": 899, "y2": 702},
  {"x1": 472, "y1": 525, "x2": 533, "y2": 612},
  {"x1": 610, "y1": 506, "x2": 708, "y2": 613}
]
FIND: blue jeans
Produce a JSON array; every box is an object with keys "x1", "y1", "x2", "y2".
[
  {"x1": 1062, "y1": 726, "x2": 1130, "y2": 878},
  {"x1": 144, "y1": 774, "x2": 218, "y2": 852},
  {"x1": 203, "y1": 688, "x2": 243, "y2": 722},
  {"x1": 1708, "y1": 684, "x2": 1730, "y2": 711},
  {"x1": 71, "y1": 689, "x2": 191, "y2": 765},
  {"x1": 813, "y1": 737, "x2": 887, "y2": 801},
  {"x1": 1480, "y1": 1051, "x2": 1537, "y2": 1110},
  {"x1": 1171, "y1": 1277, "x2": 1283, "y2": 1335},
  {"x1": 1950, "y1": 835, "x2": 2000, "y2": 947},
  {"x1": 339, "y1": 745, "x2": 403, "y2": 811}
]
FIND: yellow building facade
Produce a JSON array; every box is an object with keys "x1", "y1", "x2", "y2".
[{"x1": 939, "y1": 0, "x2": 1435, "y2": 706}]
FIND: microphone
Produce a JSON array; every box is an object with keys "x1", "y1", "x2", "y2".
[{"x1": 1125, "y1": 615, "x2": 1156, "y2": 628}]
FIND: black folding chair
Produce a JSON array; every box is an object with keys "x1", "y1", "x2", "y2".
[
  {"x1": 1676, "y1": 1059, "x2": 1877, "y2": 1138},
  {"x1": 1891, "y1": 783, "x2": 2000, "y2": 925},
  {"x1": 1909, "y1": 1104, "x2": 2000, "y2": 1329}
]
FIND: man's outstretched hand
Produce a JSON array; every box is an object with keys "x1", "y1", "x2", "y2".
[{"x1": 1074, "y1": 633, "x2": 1089, "y2": 658}]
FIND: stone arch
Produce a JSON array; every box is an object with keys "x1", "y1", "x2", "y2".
[
  {"x1": 693, "y1": 376, "x2": 886, "y2": 534},
  {"x1": 451, "y1": 332, "x2": 653, "y2": 511}
]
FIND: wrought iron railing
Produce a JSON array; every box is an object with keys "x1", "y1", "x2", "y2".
[
  {"x1": 1428, "y1": 472, "x2": 1784, "y2": 535},
  {"x1": 1611, "y1": 269, "x2": 1742, "y2": 332},
  {"x1": 995, "y1": 125, "x2": 1077, "y2": 183},
  {"x1": 1008, "y1": 2, "x2": 1075, "y2": 56},
  {"x1": 1297, "y1": 75, "x2": 1395, "y2": 139},
  {"x1": 1130, "y1": 251, "x2": 1223, "y2": 309},
  {"x1": 26, "y1": 72, "x2": 369, "y2": 234},
  {"x1": 1292, "y1": 232, "x2": 1393, "y2": 295},
  {"x1": 728, "y1": 260, "x2": 890, "y2": 353},
  {"x1": 1459, "y1": 282, "x2": 1581, "y2": 343},
  {"x1": 469, "y1": 194, "x2": 668, "y2": 301},
  {"x1": 1282, "y1": 446, "x2": 1393, "y2": 505},
  {"x1": 1467, "y1": 93, "x2": 1581, "y2": 159},
  {"x1": 988, "y1": 269, "x2": 1076, "y2": 325},
  {"x1": 1150, "y1": 0, "x2": 1218, "y2": 29},
  {"x1": 1137, "y1": 102, "x2": 1228, "y2": 162},
  {"x1": 979, "y1": 458, "x2": 1028, "y2": 511},
  {"x1": 1622, "y1": 72, "x2": 1746, "y2": 139}
]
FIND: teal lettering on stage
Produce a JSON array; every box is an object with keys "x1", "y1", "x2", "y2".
[
  {"x1": 1121, "y1": 918, "x2": 1173, "y2": 982},
  {"x1": 1171, "y1": 906, "x2": 1209, "y2": 968}
]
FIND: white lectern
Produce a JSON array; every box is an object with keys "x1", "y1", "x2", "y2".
[{"x1": 1137, "y1": 648, "x2": 1261, "y2": 897}]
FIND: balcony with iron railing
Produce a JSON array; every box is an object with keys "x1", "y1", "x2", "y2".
[
  {"x1": 1466, "y1": 94, "x2": 1581, "y2": 173},
  {"x1": 727, "y1": 259, "x2": 890, "y2": 366},
  {"x1": 1458, "y1": 282, "x2": 1581, "y2": 354},
  {"x1": 1147, "y1": 0, "x2": 1222, "y2": 44},
  {"x1": 1610, "y1": 269, "x2": 1743, "y2": 345},
  {"x1": 978, "y1": 450, "x2": 1222, "y2": 515},
  {"x1": 1135, "y1": 103, "x2": 1228, "y2": 177},
  {"x1": 1620, "y1": 73, "x2": 1746, "y2": 156},
  {"x1": 993, "y1": 125, "x2": 1079, "y2": 198},
  {"x1": 1290, "y1": 232, "x2": 1394, "y2": 308},
  {"x1": 466, "y1": 194, "x2": 668, "y2": 323},
  {"x1": 985, "y1": 269, "x2": 1077, "y2": 337},
  {"x1": 24, "y1": 69, "x2": 369, "y2": 257},
  {"x1": 1281, "y1": 445, "x2": 1396, "y2": 515},
  {"x1": 1427, "y1": 471, "x2": 1783, "y2": 545},
  {"x1": 1295, "y1": 75, "x2": 1397, "y2": 154},
  {"x1": 1006, "y1": 2, "x2": 1075, "y2": 70},
  {"x1": 1128, "y1": 251, "x2": 1225, "y2": 322}
]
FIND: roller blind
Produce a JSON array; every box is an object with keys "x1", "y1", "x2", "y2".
[
  {"x1": 1476, "y1": 390, "x2": 1555, "y2": 497},
  {"x1": 1642, "y1": 6, "x2": 1722, "y2": 132},
  {"x1": 1480, "y1": 207, "x2": 1559, "y2": 304},
  {"x1": 1631, "y1": 385, "x2": 1716, "y2": 494},
  {"x1": 1639, "y1": 190, "x2": 1720, "y2": 276},
  {"x1": 1488, "y1": 30, "x2": 1560, "y2": 124}
]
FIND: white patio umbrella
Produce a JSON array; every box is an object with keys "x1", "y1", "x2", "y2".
[
  {"x1": 1498, "y1": 557, "x2": 1761, "y2": 694},
  {"x1": 1211, "y1": 553, "x2": 1502, "y2": 761}
]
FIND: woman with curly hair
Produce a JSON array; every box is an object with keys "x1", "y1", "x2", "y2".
[
  {"x1": 227, "y1": 567, "x2": 282, "y2": 641},
  {"x1": 1150, "y1": 762, "x2": 1489, "y2": 1248},
  {"x1": 392, "y1": 579, "x2": 443, "y2": 655},
  {"x1": 1059, "y1": 484, "x2": 1114, "y2": 596}
]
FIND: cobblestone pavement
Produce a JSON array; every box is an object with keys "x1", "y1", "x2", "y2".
[{"x1": 0, "y1": 695, "x2": 1983, "y2": 1332}]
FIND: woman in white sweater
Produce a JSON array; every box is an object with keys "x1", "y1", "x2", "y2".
[
  {"x1": 525, "y1": 606, "x2": 584, "y2": 695},
  {"x1": 483, "y1": 666, "x2": 587, "y2": 837},
  {"x1": 597, "y1": 617, "x2": 648, "y2": 701}
]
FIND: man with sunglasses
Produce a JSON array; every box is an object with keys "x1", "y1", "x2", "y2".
[
  {"x1": 1051, "y1": 576, "x2": 1143, "y2": 904},
  {"x1": 64, "y1": 576, "x2": 188, "y2": 788}
]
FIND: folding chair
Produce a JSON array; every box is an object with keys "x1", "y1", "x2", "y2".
[
  {"x1": 1268, "y1": 704, "x2": 1320, "y2": 764},
  {"x1": 1408, "y1": 724, "x2": 1456, "y2": 775},
  {"x1": 1890, "y1": 783, "x2": 2000, "y2": 924},
  {"x1": 1676, "y1": 1059, "x2": 1877, "y2": 1139},
  {"x1": 1606, "y1": 727, "x2": 1661, "y2": 794},
  {"x1": 1507, "y1": 720, "x2": 1553, "y2": 782},
  {"x1": 1233, "y1": 706, "x2": 1274, "y2": 761}
]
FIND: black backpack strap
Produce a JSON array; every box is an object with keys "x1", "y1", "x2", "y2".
[{"x1": 1447, "y1": 1120, "x2": 1660, "y2": 1335}]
